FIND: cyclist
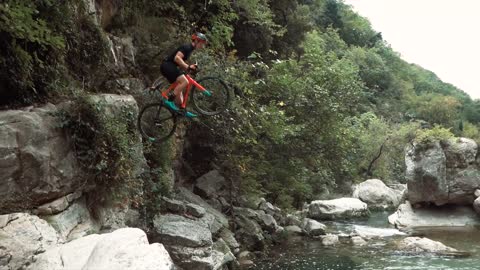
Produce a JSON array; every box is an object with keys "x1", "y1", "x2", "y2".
[{"x1": 157, "y1": 32, "x2": 208, "y2": 118}]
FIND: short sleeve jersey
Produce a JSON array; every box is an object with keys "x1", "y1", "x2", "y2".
[{"x1": 165, "y1": 44, "x2": 195, "y2": 62}]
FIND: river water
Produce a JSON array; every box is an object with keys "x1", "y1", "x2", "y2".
[{"x1": 253, "y1": 212, "x2": 480, "y2": 270}]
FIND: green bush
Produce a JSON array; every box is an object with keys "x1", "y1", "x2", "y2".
[
  {"x1": 0, "y1": 1, "x2": 66, "y2": 105},
  {"x1": 415, "y1": 125, "x2": 454, "y2": 144},
  {"x1": 58, "y1": 94, "x2": 143, "y2": 206}
]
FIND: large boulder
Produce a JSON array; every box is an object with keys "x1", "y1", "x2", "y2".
[
  {"x1": 308, "y1": 198, "x2": 369, "y2": 220},
  {"x1": 302, "y1": 218, "x2": 326, "y2": 236},
  {"x1": 352, "y1": 179, "x2": 404, "y2": 209},
  {"x1": 194, "y1": 170, "x2": 227, "y2": 199},
  {"x1": 234, "y1": 212, "x2": 266, "y2": 251},
  {"x1": 388, "y1": 201, "x2": 480, "y2": 230},
  {"x1": 27, "y1": 228, "x2": 174, "y2": 270},
  {"x1": 0, "y1": 104, "x2": 84, "y2": 213},
  {"x1": 152, "y1": 213, "x2": 235, "y2": 270},
  {"x1": 153, "y1": 214, "x2": 213, "y2": 248},
  {"x1": 405, "y1": 141, "x2": 448, "y2": 205},
  {"x1": 406, "y1": 138, "x2": 480, "y2": 206},
  {"x1": 0, "y1": 213, "x2": 60, "y2": 270},
  {"x1": 175, "y1": 187, "x2": 229, "y2": 235}
]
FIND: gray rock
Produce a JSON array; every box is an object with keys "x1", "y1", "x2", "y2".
[
  {"x1": 284, "y1": 213, "x2": 303, "y2": 227},
  {"x1": 237, "y1": 250, "x2": 254, "y2": 261},
  {"x1": 166, "y1": 245, "x2": 214, "y2": 270},
  {"x1": 212, "y1": 239, "x2": 236, "y2": 269},
  {"x1": 105, "y1": 78, "x2": 145, "y2": 96},
  {"x1": 95, "y1": 202, "x2": 129, "y2": 232},
  {"x1": 36, "y1": 196, "x2": 69, "y2": 215},
  {"x1": 388, "y1": 201, "x2": 480, "y2": 230},
  {"x1": 66, "y1": 191, "x2": 82, "y2": 203},
  {"x1": 406, "y1": 141, "x2": 448, "y2": 205},
  {"x1": 162, "y1": 197, "x2": 186, "y2": 213},
  {"x1": 176, "y1": 188, "x2": 229, "y2": 235},
  {"x1": 151, "y1": 212, "x2": 225, "y2": 270},
  {"x1": 444, "y1": 138, "x2": 477, "y2": 169},
  {"x1": 474, "y1": 197, "x2": 480, "y2": 214},
  {"x1": 406, "y1": 138, "x2": 480, "y2": 206},
  {"x1": 353, "y1": 179, "x2": 403, "y2": 209},
  {"x1": 302, "y1": 218, "x2": 326, "y2": 236},
  {"x1": 284, "y1": 225, "x2": 303, "y2": 235},
  {"x1": 0, "y1": 213, "x2": 59, "y2": 270},
  {"x1": 396, "y1": 237, "x2": 468, "y2": 257},
  {"x1": 41, "y1": 197, "x2": 98, "y2": 241},
  {"x1": 219, "y1": 229, "x2": 240, "y2": 250},
  {"x1": 186, "y1": 203, "x2": 206, "y2": 218},
  {"x1": 257, "y1": 213, "x2": 278, "y2": 232},
  {"x1": 258, "y1": 200, "x2": 282, "y2": 217},
  {"x1": 27, "y1": 228, "x2": 174, "y2": 270},
  {"x1": 308, "y1": 198, "x2": 369, "y2": 220},
  {"x1": 351, "y1": 236, "x2": 367, "y2": 246},
  {"x1": 195, "y1": 170, "x2": 227, "y2": 199},
  {"x1": 353, "y1": 225, "x2": 406, "y2": 239},
  {"x1": 234, "y1": 214, "x2": 265, "y2": 251},
  {"x1": 320, "y1": 234, "x2": 339, "y2": 246},
  {"x1": 447, "y1": 168, "x2": 480, "y2": 204},
  {"x1": 153, "y1": 214, "x2": 212, "y2": 248},
  {"x1": 0, "y1": 104, "x2": 84, "y2": 213}
]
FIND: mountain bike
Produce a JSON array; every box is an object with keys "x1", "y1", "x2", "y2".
[{"x1": 138, "y1": 71, "x2": 231, "y2": 142}]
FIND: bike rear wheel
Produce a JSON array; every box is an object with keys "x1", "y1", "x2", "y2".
[
  {"x1": 138, "y1": 102, "x2": 177, "y2": 142},
  {"x1": 191, "y1": 77, "x2": 231, "y2": 116}
]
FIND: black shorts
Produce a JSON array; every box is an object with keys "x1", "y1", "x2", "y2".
[{"x1": 160, "y1": 61, "x2": 185, "y2": 83}]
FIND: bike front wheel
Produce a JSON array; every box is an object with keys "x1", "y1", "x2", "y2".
[
  {"x1": 138, "y1": 103, "x2": 177, "y2": 143},
  {"x1": 191, "y1": 77, "x2": 231, "y2": 116}
]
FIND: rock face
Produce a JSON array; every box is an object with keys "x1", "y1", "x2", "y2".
[
  {"x1": 308, "y1": 198, "x2": 369, "y2": 220},
  {"x1": 352, "y1": 179, "x2": 405, "y2": 209},
  {"x1": 27, "y1": 228, "x2": 174, "y2": 270},
  {"x1": 406, "y1": 138, "x2": 480, "y2": 206},
  {"x1": 0, "y1": 213, "x2": 60, "y2": 270},
  {"x1": 388, "y1": 201, "x2": 480, "y2": 230},
  {"x1": 0, "y1": 104, "x2": 84, "y2": 213}
]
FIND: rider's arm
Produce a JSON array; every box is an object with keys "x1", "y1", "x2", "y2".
[{"x1": 174, "y1": 52, "x2": 189, "y2": 71}]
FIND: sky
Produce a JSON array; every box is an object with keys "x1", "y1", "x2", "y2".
[{"x1": 343, "y1": 0, "x2": 480, "y2": 99}]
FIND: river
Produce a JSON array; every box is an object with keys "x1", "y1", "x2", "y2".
[{"x1": 253, "y1": 211, "x2": 480, "y2": 270}]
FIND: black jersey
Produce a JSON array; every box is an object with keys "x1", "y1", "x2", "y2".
[{"x1": 165, "y1": 44, "x2": 195, "y2": 62}]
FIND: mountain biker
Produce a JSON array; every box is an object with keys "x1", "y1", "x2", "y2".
[{"x1": 157, "y1": 32, "x2": 208, "y2": 117}]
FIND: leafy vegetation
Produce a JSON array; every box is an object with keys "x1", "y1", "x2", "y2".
[{"x1": 58, "y1": 95, "x2": 143, "y2": 207}]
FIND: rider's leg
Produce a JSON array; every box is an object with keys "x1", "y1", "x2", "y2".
[{"x1": 173, "y1": 75, "x2": 188, "y2": 108}]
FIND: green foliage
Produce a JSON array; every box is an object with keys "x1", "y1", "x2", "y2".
[
  {"x1": 0, "y1": 0, "x2": 67, "y2": 104},
  {"x1": 58, "y1": 95, "x2": 143, "y2": 206},
  {"x1": 409, "y1": 94, "x2": 461, "y2": 128},
  {"x1": 347, "y1": 113, "x2": 419, "y2": 183},
  {"x1": 460, "y1": 121, "x2": 480, "y2": 143},
  {"x1": 415, "y1": 125, "x2": 454, "y2": 144}
]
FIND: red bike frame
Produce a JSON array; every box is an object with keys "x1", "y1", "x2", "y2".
[{"x1": 160, "y1": 74, "x2": 207, "y2": 109}]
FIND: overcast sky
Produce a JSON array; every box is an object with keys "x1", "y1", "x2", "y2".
[{"x1": 343, "y1": 0, "x2": 480, "y2": 100}]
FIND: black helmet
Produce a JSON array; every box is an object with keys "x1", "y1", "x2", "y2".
[{"x1": 192, "y1": 32, "x2": 208, "y2": 43}]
